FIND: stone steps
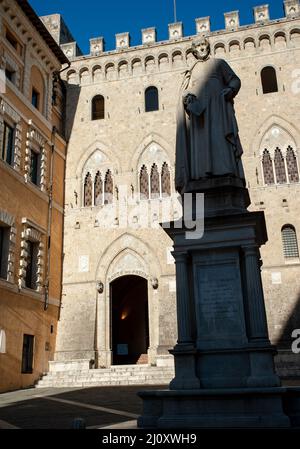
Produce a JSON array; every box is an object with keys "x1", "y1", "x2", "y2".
[{"x1": 36, "y1": 364, "x2": 174, "y2": 388}]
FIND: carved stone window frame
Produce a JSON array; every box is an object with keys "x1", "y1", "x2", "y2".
[
  {"x1": 19, "y1": 218, "x2": 45, "y2": 293},
  {"x1": 0, "y1": 209, "x2": 16, "y2": 284},
  {"x1": 0, "y1": 98, "x2": 22, "y2": 171},
  {"x1": 25, "y1": 120, "x2": 48, "y2": 192}
]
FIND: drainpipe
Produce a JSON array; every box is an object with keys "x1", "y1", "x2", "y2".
[
  {"x1": 44, "y1": 127, "x2": 56, "y2": 311},
  {"x1": 44, "y1": 62, "x2": 70, "y2": 311}
]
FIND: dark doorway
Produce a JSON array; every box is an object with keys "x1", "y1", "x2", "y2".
[
  {"x1": 21, "y1": 334, "x2": 34, "y2": 374},
  {"x1": 111, "y1": 275, "x2": 149, "y2": 365}
]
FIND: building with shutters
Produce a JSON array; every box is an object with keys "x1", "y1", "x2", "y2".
[{"x1": 0, "y1": 0, "x2": 68, "y2": 392}]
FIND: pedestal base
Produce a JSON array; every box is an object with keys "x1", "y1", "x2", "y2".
[{"x1": 138, "y1": 387, "x2": 291, "y2": 428}]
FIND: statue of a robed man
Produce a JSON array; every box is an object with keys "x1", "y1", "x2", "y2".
[{"x1": 175, "y1": 38, "x2": 245, "y2": 194}]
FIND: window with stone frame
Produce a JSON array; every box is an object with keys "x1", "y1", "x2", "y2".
[
  {"x1": 104, "y1": 170, "x2": 113, "y2": 204},
  {"x1": 92, "y1": 95, "x2": 105, "y2": 120},
  {"x1": 0, "y1": 225, "x2": 10, "y2": 280},
  {"x1": 140, "y1": 165, "x2": 149, "y2": 200},
  {"x1": 262, "y1": 149, "x2": 275, "y2": 185},
  {"x1": 29, "y1": 148, "x2": 42, "y2": 186},
  {"x1": 161, "y1": 162, "x2": 171, "y2": 197},
  {"x1": 1, "y1": 121, "x2": 15, "y2": 166},
  {"x1": 25, "y1": 240, "x2": 39, "y2": 290},
  {"x1": 150, "y1": 163, "x2": 160, "y2": 199},
  {"x1": 274, "y1": 148, "x2": 287, "y2": 184},
  {"x1": 0, "y1": 99, "x2": 22, "y2": 172},
  {"x1": 286, "y1": 146, "x2": 299, "y2": 183},
  {"x1": 145, "y1": 86, "x2": 159, "y2": 112},
  {"x1": 282, "y1": 225, "x2": 299, "y2": 259},
  {"x1": 19, "y1": 222, "x2": 44, "y2": 293},
  {"x1": 0, "y1": 210, "x2": 16, "y2": 283},
  {"x1": 25, "y1": 124, "x2": 47, "y2": 191},
  {"x1": 84, "y1": 172, "x2": 93, "y2": 207},
  {"x1": 94, "y1": 171, "x2": 103, "y2": 206},
  {"x1": 261, "y1": 66, "x2": 278, "y2": 94}
]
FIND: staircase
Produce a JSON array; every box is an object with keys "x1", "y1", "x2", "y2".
[{"x1": 36, "y1": 363, "x2": 174, "y2": 388}]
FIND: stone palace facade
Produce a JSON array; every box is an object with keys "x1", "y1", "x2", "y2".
[{"x1": 41, "y1": 1, "x2": 300, "y2": 377}]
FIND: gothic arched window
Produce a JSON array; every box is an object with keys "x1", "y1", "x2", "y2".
[
  {"x1": 104, "y1": 170, "x2": 113, "y2": 204},
  {"x1": 161, "y1": 162, "x2": 171, "y2": 197},
  {"x1": 92, "y1": 95, "x2": 105, "y2": 120},
  {"x1": 140, "y1": 165, "x2": 149, "y2": 200},
  {"x1": 145, "y1": 86, "x2": 159, "y2": 112},
  {"x1": 150, "y1": 164, "x2": 160, "y2": 199},
  {"x1": 286, "y1": 146, "x2": 299, "y2": 183},
  {"x1": 274, "y1": 148, "x2": 287, "y2": 184},
  {"x1": 94, "y1": 171, "x2": 103, "y2": 206},
  {"x1": 282, "y1": 225, "x2": 299, "y2": 259},
  {"x1": 84, "y1": 172, "x2": 93, "y2": 207},
  {"x1": 262, "y1": 149, "x2": 275, "y2": 185},
  {"x1": 261, "y1": 66, "x2": 278, "y2": 94}
]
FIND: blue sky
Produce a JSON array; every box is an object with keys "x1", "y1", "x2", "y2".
[{"x1": 30, "y1": 0, "x2": 285, "y2": 54}]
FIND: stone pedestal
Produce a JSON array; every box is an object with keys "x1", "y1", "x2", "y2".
[{"x1": 138, "y1": 178, "x2": 295, "y2": 428}]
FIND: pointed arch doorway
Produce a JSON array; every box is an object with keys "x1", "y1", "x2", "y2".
[{"x1": 110, "y1": 275, "x2": 149, "y2": 365}]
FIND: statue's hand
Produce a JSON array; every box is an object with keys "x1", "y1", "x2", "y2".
[
  {"x1": 183, "y1": 93, "x2": 196, "y2": 106},
  {"x1": 221, "y1": 87, "x2": 234, "y2": 101}
]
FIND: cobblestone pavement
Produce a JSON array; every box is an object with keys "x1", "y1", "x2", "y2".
[{"x1": 0, "y1": 385, "x2": 166, "y2": 429}]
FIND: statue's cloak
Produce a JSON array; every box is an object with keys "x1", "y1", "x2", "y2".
[{"x1": 175, "y1": 58, "x2": 245, "y2": 193}]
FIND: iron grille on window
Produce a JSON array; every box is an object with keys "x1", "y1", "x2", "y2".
[
  {"x1": 140, "y1": 165, "x2": 149, "y2": 200},
  {"x1": 84, "y1": 172, "x2": 93, "y2": 207},
  {"x1": 262, "y1": 149, "x2": 275, "y2": 185},
  {"x1": 282, "y1": 225, "x2": 299, "y2": 259},
  {"x1": 30, "y1": 150, "x2": 41, "y2": 186},
  {"x1": 286, "y1": 146, "x2": 299, "y2": 183},
  {"x1": 94, "y1": 171, "x2": 103, "y2": 206},
  {"x1": 25, "y1": 241, "x2": 39, "y2": 290},
  {"x1": 161, "y1": 162, "x2": 171, "y2": 197},
  {"x1": 2, "y1": 122, "x2": 14, "y2": 165},
  {"x1": 104, "y1": 170, "x2": 113, "y2": 204},
  {"x1": 150, "y1": 164, "x2": 160, "y2": 199},
  {"x1": 274, "y1": 148, "x2": 287, "y2": 184}
]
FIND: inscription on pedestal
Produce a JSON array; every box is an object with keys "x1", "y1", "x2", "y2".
[{"x1": 195, "y1": 261, "x2": 246, "y2": 342}]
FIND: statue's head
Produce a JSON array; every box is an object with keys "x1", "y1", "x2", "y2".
[{"x1": 191, "y1": 37, "x2": 211, "y2": 61}]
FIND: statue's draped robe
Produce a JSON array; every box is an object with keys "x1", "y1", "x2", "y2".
[{"x1": 175, "y1": 58, "x2": 245, "y2": 193}]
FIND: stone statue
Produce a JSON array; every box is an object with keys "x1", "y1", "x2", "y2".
[{"x1": 175, "y1": 38, "x2": 245, "y2": 194}]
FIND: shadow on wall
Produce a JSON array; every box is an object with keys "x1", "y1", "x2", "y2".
[
  {"x1": 275, "y1": 293, "x2": 300, "y2": 351},
  {"x1": 63, "y1": 80, "x2": 81, "y2": 142}
]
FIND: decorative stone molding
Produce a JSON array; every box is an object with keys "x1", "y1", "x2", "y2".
[
  {"x1": 4, "y1": 53, "x2": 21, "y2": 89},
  {"x1": 224, "y1": 11, "x2": 240, "y2": 31},
  {"x1": 18, "y1": 220, "x2": 45, "y2": 293},
  {"x1": 90, "y1": 37, "x2": 104, "y2": 55},
  {"x1": 0, "y1": 98, "x2": 22, "y2": 171},
  {"x1": 195, "y1": 17, "x2": 211, "y2": 35},
  {"x1": 0, "y1": 209, "x2": 16, "y2": 283},
  {"x1": 284, "y1": 0, "x2": 300, "y2": 18},
  {"x1": 168, "y1": 22, "x2": 183, "y2": 40},
  {"x1": 25, "y1": 121, "x2": 48, "y2": 192},
  {"x1": 116, "y1": 33, "x2": 130, "y2": 49},
  {"x1": 253, "y1": 5, "x2": 270, "y2": 24},
  {"x1": 142, "y1": 28, "x2": 157, "y2": 45},
  {"x1": 60, "y1": 42, "x2": 78, "y2": 60}
]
